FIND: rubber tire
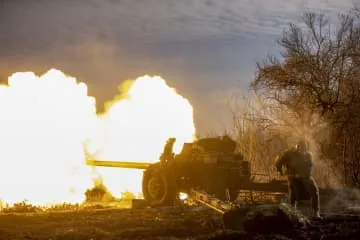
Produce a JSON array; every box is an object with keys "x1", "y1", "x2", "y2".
[{"x1": 142, "y1": 165, "x2": 177, "y2": 206}]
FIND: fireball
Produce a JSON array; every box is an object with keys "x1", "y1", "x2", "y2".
[
  {"x1": 0, "y1": 69, "x2": 196, "y2": 205},
  {"x1": 87, "y1": 75, "x2": 196, "y2": 197},
  {"x1": 0, "y1": 69, "x2": 96, "y2": 206}
]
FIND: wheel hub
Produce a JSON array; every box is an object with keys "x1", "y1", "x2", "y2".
[{"x1": 148, "y1": 177, "x2": 164, "y2": 199}]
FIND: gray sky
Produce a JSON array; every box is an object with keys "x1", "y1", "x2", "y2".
[{"x1": 0, "y1": 0, "x2": 355, "y2": 135}]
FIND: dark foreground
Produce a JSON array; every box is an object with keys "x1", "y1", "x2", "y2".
[{"x1": 1, "y1": 204, "x2": 360, "y2": 240}]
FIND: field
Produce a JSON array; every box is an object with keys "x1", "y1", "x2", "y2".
[
  {"x1": 0, "y1": 204, "x2": 223, "y2": 240},
  {"x1": 1, "y1": 202, "x2": 360, "y2": 240}
]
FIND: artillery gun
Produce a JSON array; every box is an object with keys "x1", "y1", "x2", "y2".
[
  {"x1": 86, "y1": 135, "x2": 288, "y2": 207},
  {"x1": 86, "y1": 136, "x2": 358, "y2": 230}
]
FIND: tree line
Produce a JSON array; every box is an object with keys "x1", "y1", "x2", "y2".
[{"x1": 234, "y1": 6, "x2": 360, "y2": 187}]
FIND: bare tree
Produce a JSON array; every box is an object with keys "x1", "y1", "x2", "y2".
[{"x1": 250, "y1": 10, "x2": 360, "y2": 187}]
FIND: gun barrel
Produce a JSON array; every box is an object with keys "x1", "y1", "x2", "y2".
[{"x1": 86, "y1": 159, "x2": 152, "y2": 169}]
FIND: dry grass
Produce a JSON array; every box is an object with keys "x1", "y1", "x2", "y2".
[
  {"x1": 2, "y1": 201, "x2": 360, "y2": 240},
  {"x1": 0, "y1": 204, "x2": 223, "y2": 240}
]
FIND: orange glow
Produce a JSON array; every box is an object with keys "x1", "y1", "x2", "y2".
[
  {"x1": 87, "y1": 75, "x2": 196, "y2": 198},
  {"x1": 0, "y1": 70, "x2": 196, "y2": 206},
  {"x1": 0, "y1": 69, "x2": 96, "y2": 206}
]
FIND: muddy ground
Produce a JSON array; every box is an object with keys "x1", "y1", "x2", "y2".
[{"x1": 1, "y1": 203, "x2": 360, "y2": 240}]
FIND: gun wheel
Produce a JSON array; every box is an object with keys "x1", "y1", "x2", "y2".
[
  {"x1": 147, "y1": 176, "x2": 165, "y2": 199},
  {"x1": 142, "y1": 164, "x2": 177, "y2": 206}
]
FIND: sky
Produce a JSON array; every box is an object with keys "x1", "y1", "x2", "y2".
[{"x1": 0, "y1": 0, "x2": 355, "y2": 135}]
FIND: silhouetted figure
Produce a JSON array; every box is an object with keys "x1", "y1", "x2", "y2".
[
  {"x1": 160, "y1": 138, "x2": 176, "y2": 164},
  {"x1": 275, "y1": 140, "x2": 321, "y2": 218}
]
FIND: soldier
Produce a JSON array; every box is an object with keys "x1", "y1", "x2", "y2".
[
  {"x1": 275, "y1": 140, "x2": 321, "y2": 218},
  {"x1": 160, "y1": 138, "x2": 176, "y2": 164}
]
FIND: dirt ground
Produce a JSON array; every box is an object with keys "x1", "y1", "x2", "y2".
[
  {"x1": 1, "y1": 204, "x2": 360, "y2": 240},
  {"x1": 0, "y1": 205, "x2": 222, "y2": 240}
]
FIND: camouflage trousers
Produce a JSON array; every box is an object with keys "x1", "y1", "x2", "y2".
[{"x1": 288, "y1": 177, "x2": 320, "y2": 213}]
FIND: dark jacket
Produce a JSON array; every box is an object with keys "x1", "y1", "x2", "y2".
[{"x1": 275, "y1": 148, "x2": 313, "y2": 178}]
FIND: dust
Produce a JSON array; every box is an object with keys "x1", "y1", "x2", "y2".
[{"x1": 228, "y1": 92, "x2": 360, "y2": 212}]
